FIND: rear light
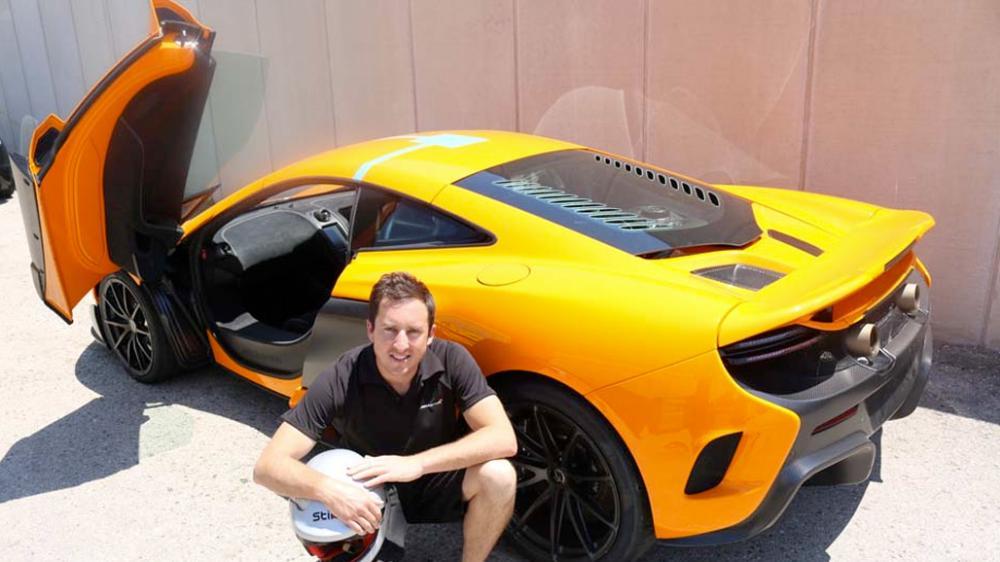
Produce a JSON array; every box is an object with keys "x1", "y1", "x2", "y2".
[
  {"x1": 719, "y1": 325, "x2": 841, "y2": 395},
  {"x1": 812, "y1": 405, "x2": 859, "y2": 435},
  {"x1": 720, "y1": 325, "x2": 823, "y2": 366}
]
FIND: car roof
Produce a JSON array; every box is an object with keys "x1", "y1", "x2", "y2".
[
  {"x1": 181, "y1": 130, "x2": 582, "y2": 236},
  {"x1": 260, "y1": 130, "x2": 581, "y2": 202}
]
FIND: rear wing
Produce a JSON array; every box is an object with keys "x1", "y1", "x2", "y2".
[{"x1": 718, "y1": 208, "x2": 934, "y2": 346}]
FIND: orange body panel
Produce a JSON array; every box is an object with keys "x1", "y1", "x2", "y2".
[
  {"x1": 208, "y1": 334, "x2": 303, "y2": 398},
  {"x1": 589, "y1": 351, "x2": 800, "y2": 538},
  {"x1": 33, "y1": 43, "x2": 196, "y2": 320}
]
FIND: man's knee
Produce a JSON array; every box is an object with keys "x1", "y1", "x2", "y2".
[{"x1": 463, "y1": 459, "x2": 517, "y2": 502}]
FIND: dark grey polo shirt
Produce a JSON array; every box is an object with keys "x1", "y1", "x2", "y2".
[{"x1": 281, "y1": 339, "x2": 495, "y2": 456}]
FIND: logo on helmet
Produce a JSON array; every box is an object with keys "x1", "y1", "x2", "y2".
[{"x1": 312, "y1": 511, "x2": 338, "y2": 523}]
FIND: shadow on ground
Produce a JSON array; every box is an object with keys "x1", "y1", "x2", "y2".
[
  {"x1": 919, "y1": 343, "x2": 1000, "y2": 426},
  {"x1": 0, "y1": 343, "x2": 287, "y2": 505}
]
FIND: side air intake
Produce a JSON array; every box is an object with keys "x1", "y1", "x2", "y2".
[{"x1": 685, "y1": 432, "x2": 742, "y2": 494}]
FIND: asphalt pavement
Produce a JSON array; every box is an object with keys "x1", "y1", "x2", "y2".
[{"x1": 0, "y1": 192, "x2": 997, "y2": 561}]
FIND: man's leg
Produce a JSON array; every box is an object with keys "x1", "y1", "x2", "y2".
[{"x1": 461, "y1": 459, "x2": 517, "y2": 562}]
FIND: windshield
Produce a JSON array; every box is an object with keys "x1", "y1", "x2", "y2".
[{"x1": 455, "y1": 150, "x2": 761, "y2": 256}]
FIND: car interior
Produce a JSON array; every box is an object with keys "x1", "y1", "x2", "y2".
[
  {"x1": 200, "y1": 188, "x2": 356, "y2": 374},
  {"x1": 196, "y1": 183, "x2": 491, "y2": 375}
]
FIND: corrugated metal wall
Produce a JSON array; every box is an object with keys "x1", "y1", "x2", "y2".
[{"x1": 1, "y1": 0, "x2": 998, "y2": 348}]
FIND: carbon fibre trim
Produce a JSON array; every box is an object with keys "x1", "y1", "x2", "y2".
[
  {"x1": 767, "y1": 229, "x2": 823, "y2": 257},
  {"x1": 300, "y1": 298, "x2": 370, "y2": 388},
  {"x1": 147, "y1": 281, "x2": 209, "y2": 369}
]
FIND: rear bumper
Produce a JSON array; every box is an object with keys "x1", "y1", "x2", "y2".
[{"x1": 666, "y1": 273, "x2": 933, "y2": 546}]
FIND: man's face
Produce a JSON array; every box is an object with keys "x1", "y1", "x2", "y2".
[{"x1": 367, "y1": 297, "x2": 434, "y2": 381}]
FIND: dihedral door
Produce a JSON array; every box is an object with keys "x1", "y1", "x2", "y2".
[{"x1": 16, "y1": 0, "x2": 214, "y2": 322}]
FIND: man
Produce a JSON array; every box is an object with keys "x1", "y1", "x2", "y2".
[{"x1": 254, "y1": 272, "x2": 518, "y2": 562}]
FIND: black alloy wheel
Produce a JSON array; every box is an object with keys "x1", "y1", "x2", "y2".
[
  {"x1": 498, "y1": 380, "x2": 654, "y2": 561},
  {"x1": 98, "y1": 272, "x2": 178, "y2": 383}
]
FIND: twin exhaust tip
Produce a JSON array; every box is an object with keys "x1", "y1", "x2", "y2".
[
  {"x1": 846, "y1": 283, "x2": 921, "y2": 359},
  {"x1": 897, "y1": 283, "x2": 920, "y2": 313},
  {"x1": 847, "y1": 323, "x2": 881, "y2": 358}
]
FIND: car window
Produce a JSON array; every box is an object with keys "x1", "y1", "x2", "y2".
[
  {"x1": 456, "y1": 149, "x2": 761, "y2": 257},
  {"x1": 258, "y1": 183, "x2": 348, "y2": 207},
  {"x1": 350, "y1": 188, "x2": 489, "y2": 252}
]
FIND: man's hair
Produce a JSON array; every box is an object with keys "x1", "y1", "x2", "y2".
[{"x1": 368, "y1": 271, "x2": 436, "y2": 327}]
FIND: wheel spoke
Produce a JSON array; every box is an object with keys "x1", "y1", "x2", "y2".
[
  {"x1": 105, "y1": 287, "x2": 127, "y2": 319},
  {"x1": 515, "y1": 486, "x2": 553, "y2": 529},
  {"x1": 566, "y1": 494, "x2": 599, "y2": 560},
  {"x1": 566, "y1": 488, "x2": 616, "y2": 529},
  {"x1": 104, "y1": 319, "x2": 129, "y2": 329},
  {"x1": 533, "y1": 407, "x2": 560, "y2": 462},
  {"x1": 129, "y1": 338, "x2": 139, "y2": 368},
  {"x1": 514, "y1": 449, "x2": 548, "y2": 469},
  {"x1": 135, "y1": 337, "x2": 152, "y2": 360},
  {"x1": 561, "y1": 428, "x2": 581, "y2": 462},
  {"x1": 114, "y1": 284, "x2": 129, "y2": 317},
  {"x1": 513, "y1": 421, "x2": 548, "y2": 462},
  {"x1": 513, "y1": 463, "x2": 548, "y2": 489},
  {"x1": 549, "y1": 489, "x2": 567, "y2": 558},
  {"x1": 132, "y1": 336, "x2": 142, "y2": 368},
  {"x1": 134, "y1": 328, "x2": 150, "y2": 337},
  {"x1": 112, "y1": 329, "x2": 129, "y2": 351},
  {"x1": 125, "y1": 335, "x2": 136, "y2": 366}
]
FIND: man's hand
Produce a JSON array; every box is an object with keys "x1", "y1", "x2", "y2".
[
  {"x1": 317, "y1": 477, "x2": 384, "y2": 536},
  {"x1": 348, "y1": 455, "x2": 425, "y2": 487}
]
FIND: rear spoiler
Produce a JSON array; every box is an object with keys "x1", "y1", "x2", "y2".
[{"x1": 718, "y1": 208, "x2": 934, "y2": 346}]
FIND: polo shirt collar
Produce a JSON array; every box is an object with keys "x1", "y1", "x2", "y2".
[{"x1": 359, "y1": 344, "x2": 446, "y2": 387}]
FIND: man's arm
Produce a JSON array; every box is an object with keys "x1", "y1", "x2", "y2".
[
  {"x1": 348, "y1": 396, "x2": 517, "y2": 487},
  {"x1": 253, "y1": 422, "x2": 383, "y2": 535}
]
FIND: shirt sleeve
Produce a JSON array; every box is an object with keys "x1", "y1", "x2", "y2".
[
  {"x1": 446, "y1": 341, "x2": 496, "y2": 412},
  {"x1": 280, "y1": 358, "x2": 346, "y2": 441}
]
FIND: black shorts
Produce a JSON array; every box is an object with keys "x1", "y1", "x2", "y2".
[{"x1": 394, "y1": 469, "x2": 467, "y2": 523}]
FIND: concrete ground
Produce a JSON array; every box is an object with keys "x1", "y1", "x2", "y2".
[{"x1": 0, "y1": 191, "x2": 997, "y2": 561}]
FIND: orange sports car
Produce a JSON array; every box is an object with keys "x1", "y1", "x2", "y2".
[{"x1": 8, "y1": 2, "x2": 935, "y2": 560}]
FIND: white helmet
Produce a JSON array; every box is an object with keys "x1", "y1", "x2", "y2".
[{"x1": 290, "y1": 449, "x2": 393, "y2": 562}]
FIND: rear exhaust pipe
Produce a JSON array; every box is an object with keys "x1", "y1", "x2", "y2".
[
  {"x1": 897, "y1": 283, "x2": 920, "y2": 313},
  {"x1": 846, "y1": 323, "x2": 881, "y2": 358}
]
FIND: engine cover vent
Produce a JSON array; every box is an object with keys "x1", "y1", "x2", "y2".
[{"x1": 694, "y1": 264, "x2": 784, "y2": 291}]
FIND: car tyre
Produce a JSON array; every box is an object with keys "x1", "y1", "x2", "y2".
[
  {"x1": 97, "y1": 272, "x2": 179, "y2": 383},
  {"x1": 0, "y1": 174, "x2": 13, "y2": 198},
  {"x1": 496, "y1": 378, "x2": 655, "y2": 561},
  {"x1": 0, "y1": 169, "x2": 13, "y2": 198}
]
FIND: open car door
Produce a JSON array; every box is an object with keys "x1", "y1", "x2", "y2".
[{"x1": 10, "y1": 0, "x2": 214, "y2": 322}]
